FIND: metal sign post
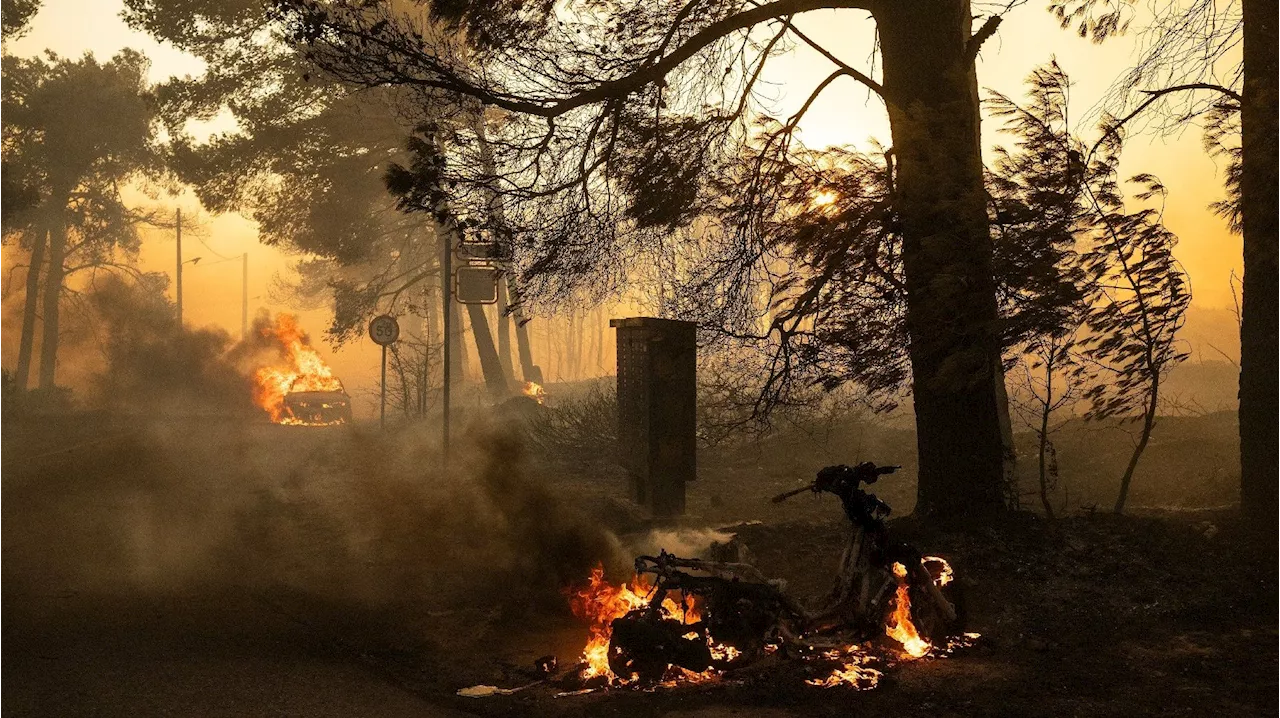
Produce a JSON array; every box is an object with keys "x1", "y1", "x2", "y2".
[
  {"x1": 440, "y1": 229, "x2": 498, "y2": 462},
  {"x1": 442, "y1": 233, "x2": 453, "y2": 465},
  {"x1": 369, "y1": 315, "x2": 400, "y2": 429}
]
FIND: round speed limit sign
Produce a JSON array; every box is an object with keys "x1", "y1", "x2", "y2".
[{"x1": 369, "y1": 314, "x2": 400, "y2": 346}]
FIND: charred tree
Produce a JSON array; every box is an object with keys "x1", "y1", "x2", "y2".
[
  {"x1": 509, "y1": 277, "x2": 538, "y2": 383},
  {"x1": 877, "y1": 1, "x2": 1007, "y2": 517},
  {"x1": 1239, "y1": 0, "x2": 1278, "y2": 536},
  {"x1": 475, "y1": 112, "x2": 519, "y2": 383},
  {"x1": 37, "y1": 213, "x2": 66, "y2": 390},
  {"x1": 496, "y1": 273, "x2": 515, "y2": 379},
  {"x1": 466, "y1": 301, "x2": 509, "y2": 395},
  {"x1": 15, "y1": 226, "x2": 46, "y2": 391}
]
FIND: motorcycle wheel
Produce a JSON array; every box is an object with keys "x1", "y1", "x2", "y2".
[
  {"x1": 607, "y1": 637, "x2": 669, "y2": 684},
  {"x1": 910, "y1": 577, "x2": 966, "y2": 643},
  {"x1": 607, "y1": 614, "x2": 711, "y2": 683}
]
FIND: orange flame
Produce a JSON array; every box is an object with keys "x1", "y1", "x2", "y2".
[
  {"x1": 805, "y1": 647, "x2": 883, "y2": 689},
  {"x1": 568, "y1": 556, "x2": 964, "y2": 690},
  {"x1": 252, "y1": 314, "x2": 344, "y2": 424},
  {"x1": 923, "y1": 555, "x2": 954, "y2": 586},
  {"x1": 566, "y1": 565, "x2": 701, "y2": 682},
  {"x1": 522, "y1": 381, "x2": 546, "y2": 404},
  {"x1": 885, "y1": 562, "x2": 931, "y2": 658}
]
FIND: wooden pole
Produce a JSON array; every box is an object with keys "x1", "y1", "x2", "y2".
[
  {"x1": 175, "y1": 208, "x2": 183, "y2": 323},
  {"x1": 241, "y1": 252, "x2": 249, "y2": 339}
]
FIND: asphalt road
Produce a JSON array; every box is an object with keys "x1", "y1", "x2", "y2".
[
  {"x1": 2, "y1": 417, "x2": 471, "y2": 718},
  {"x1": 3, "y1": 589, "x2": 460, "y2": 718}
]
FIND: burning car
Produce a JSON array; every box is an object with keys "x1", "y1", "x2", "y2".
[
  {"x1": 252, "y1": 314, "x2": 351, "y2": 426},
  {"x1": 280, "y1": 381, "x2": 352, "y2": 426}
]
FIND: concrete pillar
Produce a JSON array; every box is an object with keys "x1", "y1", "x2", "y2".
[{"x1": 611, "y1": 317, "x2": 697, "y2": 518}]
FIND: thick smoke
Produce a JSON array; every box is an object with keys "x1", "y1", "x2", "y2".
[
  {"x1": 6, "y1": 277, "x2": 626, "y2": 639},
  {"x1": 209, "y1": 417, "x2": 628, "y2": 613},
  {"x1": 87, "y1": 274, "x2": 256, "y2": 415},
  {"x1": 85, "y1": 277, "x2": 342, "y2": 418},
  {"x1": 457, "y1": 422, "x2": 626, "y2": 594},
  {"x1": 3, "y1": 412, "x2": 626, "y2": 625}
]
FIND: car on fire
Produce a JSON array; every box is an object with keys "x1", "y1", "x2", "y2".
[{"x1": 281, "y1": 381, "x2": 353, "y2": 425}]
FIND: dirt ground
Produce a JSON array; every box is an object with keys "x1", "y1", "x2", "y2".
[
  {"x1": 2, "y1": 414, "x2": 1275, "y2": 717},
  {"x1": 409, "y1": 515, "x2": 1277, "y2": 718}
]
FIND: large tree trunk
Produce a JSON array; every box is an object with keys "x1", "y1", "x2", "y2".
[
  {"x1": 1239, "y1": 0, "x2": 1278, "y2": 541},
  {"x1": 876, "y1": 0, "x2": 1007, "y2": 519},
  {"x1": 15, "y1": 227, "x2": 46, "y2": 391},
  {"x1": 444, "y1": 300, "x2": 470, "y2": 384},
  {"x1": 496, "y1": 274, "x2": 515, "y2": 379},
  {"x1": 994, "y1": 357, "x2": 1017, "y2": 506},
  {"x1": 508, "y1": 277, "x2": 540, "y2": 383},
  {"x1": 38, "y1": 215, "x2": 67, "y2": 390},
  {"x1": 466, "y1": 302, "x2": 509, "y2": 395},
  {"x1": 475, "y1": 113, "x2": 519, "y2": 383}
]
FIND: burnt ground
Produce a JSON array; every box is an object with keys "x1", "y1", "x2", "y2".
[
  {"x1": 404, "y1": 515, "x2": 1277, "y2": 718},
  {"x1": 2, "y1": 414, "x2": 1276, "y2": 717}
]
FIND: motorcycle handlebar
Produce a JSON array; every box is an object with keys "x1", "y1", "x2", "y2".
[
  {"x1": 769, "y1": 463, "x2": 902, "y2": 503},
  {"x1": 634, "y1": 551, "x2": 701, "y2": 574},
  {"x1": 770, "y1": 485, "x2": 813, "y2": 503}
]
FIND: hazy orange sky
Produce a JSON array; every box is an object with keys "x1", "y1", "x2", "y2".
[{"x1": 3, "y1": 0, "x2": 1244, "y2": 408}]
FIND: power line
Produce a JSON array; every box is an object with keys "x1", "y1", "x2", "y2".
[
  {"x1": 195, "y1": 254, "x2": 242, "y2": 267},
  {"x1": 196, "y1": 234, "x2": 237, "y2": 261}
]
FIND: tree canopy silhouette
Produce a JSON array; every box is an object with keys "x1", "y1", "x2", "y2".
[
  {"x1": 271, "y1": 0, "x2": 1045, "y2": 518},
  {"x1": 1, "y1": 49, "x2": 158, "y2": 391}
]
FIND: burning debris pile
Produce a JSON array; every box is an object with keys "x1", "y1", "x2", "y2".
[
  {"x1": 566, "y1": 564, "x2": 731, "y2": 686},
  {"x1": 250, "y1": 314, "x2": 351, "y2": 426},
  {"x1": 460, "y1": 550, "x2": 977, "y2": 699},
  {"x1": 885, "y1": 561, "x2": 935, "y2": 659},
  {"x1": 522, "y1": 381, "x2": 546, "y2": 404},
  {"x1": 460, "y1": 462, "x2": 982, "y2": 700},
  {"x1": 550, "y1": 553, "x2": 977, "y2": 693},
  {"x1": 568, "y1": 565, "x2": 690, "y2": 682}
]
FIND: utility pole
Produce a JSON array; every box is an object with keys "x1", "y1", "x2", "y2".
[
  {"x1": 241, "y1": 252, "x2": 249, "y2": 339},
  {"x1": 175, "y1": 208, "x2": 183, "y2": 323},
  {"x1": 442, "y1": 227, "x2": 453, "y2": 465}
]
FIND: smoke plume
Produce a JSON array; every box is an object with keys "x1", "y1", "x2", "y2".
[{"x1": 88, "y1": 274, "x2": 255, "y2": 415}]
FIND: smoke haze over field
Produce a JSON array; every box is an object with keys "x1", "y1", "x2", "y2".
[{"x1": 3, "y1": 416, "x2": 626, "y2": 626}]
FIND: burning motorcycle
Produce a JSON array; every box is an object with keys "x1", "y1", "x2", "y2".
[{"x1": 605, "y1": 462, "x2": 963, "y2": 682}]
